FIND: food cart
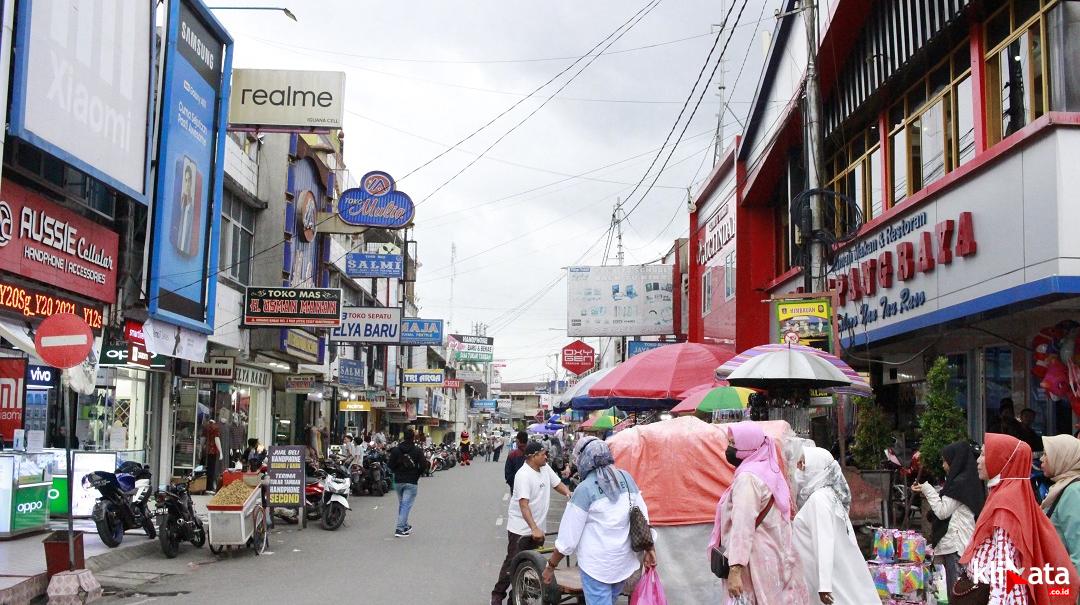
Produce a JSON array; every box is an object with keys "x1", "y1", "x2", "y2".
[{"x1": 206, "y1": 478, "x2": 267, "y2": 555}]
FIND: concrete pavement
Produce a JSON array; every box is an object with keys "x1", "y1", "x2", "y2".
[{"x1": 88, "y1": 457, "x2": 540, "y2": 605}]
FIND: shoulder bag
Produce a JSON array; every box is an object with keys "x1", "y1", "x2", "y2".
[
  {"x1": 710, "y1": 496, "x2": 773, "y2": 579},
  {"x1": 621, "y1": 471, "x2": 653, "y2": 552},
  {"x1": 1046, "y1": 476, "x2": 1080, "y2": 518},
  {"x1": 949, "y1": 572, "x2": 990, "y2": 605}
]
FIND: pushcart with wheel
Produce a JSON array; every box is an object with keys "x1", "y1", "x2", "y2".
[
  {"x1": 206, "y1": 484, "x2": 267, "y2": 556},
  {"x1": 508, "y1": 533, "x2": 633, "y2": 605}
]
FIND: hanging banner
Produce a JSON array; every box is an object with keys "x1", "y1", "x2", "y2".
[
  {"x1": 242, "y1": 287, "x2": 342, "y2": 327},
  {"x1": 228, "y1": 69, "x2": 345, "y2": 129},
  {"x1": 337, "y1": 171, "x2": 414, "y2": 229},
  {"x1": 0, "y1": 358, "x2": 27, "y2": 442},
  {"x1": 330, "y1": 306, "x2": 401, "y2": 343},
  {"x1": 402, "y1": 369, "x2": 444, "y2": 387},
  {"x1": 566, "y1": 265, "x2": 674, "y2": 337},
  {"x1": 147, "y1": 0, "x2": 233, "y2": 333},
  {"x1": 400, "y1": 318, "x2": 444, "y2": 346},
  {"x1": 447, "y1": 334, "x2": 494, "y2": 362},
  {"x1": 344, "y1": 252, "x2": 404, "y2": 279},
  {"x1": 773, "y1": 297, "x2": 833, "y2": 352},
  {"x1": 338, "y1": 358, "x2": 365, "y2": 387}
]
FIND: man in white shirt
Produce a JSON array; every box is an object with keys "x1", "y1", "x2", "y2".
[{"x1": 491, "y1": 441, "x2": 571, "y2": 605}]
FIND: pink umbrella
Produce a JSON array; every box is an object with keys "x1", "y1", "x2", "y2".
[{"x1": 588, "y1": 342, "x2": 736, "y2": 403}]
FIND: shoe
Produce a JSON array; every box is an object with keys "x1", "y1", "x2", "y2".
[
  {"x1": 394, "y1": 530, "x2": 410, "y2": 538},
  {"x1": 490, "y1": 597, "x2": 505, "y2": 605},
  {"x1": 405, "y1": 524, "x2": 412, "y2": 532}
]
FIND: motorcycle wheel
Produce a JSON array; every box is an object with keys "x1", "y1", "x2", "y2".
[
  {"x1": 191, "y1": 516, "x2": 206, "y2": 548},
  {"x1": 321, "y1": 501, "x2": 346, "y2": 530},
  {"x1": 94, "y1": 502, "x2": 124, "y2": 548},
  {"x1": 158, "y1": 515, "x2": 180, "y2": 559},
  {"x1": 142, "y1": 507, "x2": 157, "y2": 539},
  {"x1": 372, "y1": 472, "x2": 385, "y2": 496}
]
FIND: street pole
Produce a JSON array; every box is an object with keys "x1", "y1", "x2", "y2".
[
  {"x1": 65, "y1": 385, "x2": 75, "y2": 571},
  {"x1": 803, "y1": 1, "x2": 825, "y2": 294}
]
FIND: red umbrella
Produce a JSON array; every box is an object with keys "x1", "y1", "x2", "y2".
[{"x1": 588, "y1": 342, "x2": 736, "y2": 401}]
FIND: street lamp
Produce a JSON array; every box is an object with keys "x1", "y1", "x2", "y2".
[{"x1": 207, "y1": 6, "x2": 298, "y2": 21}]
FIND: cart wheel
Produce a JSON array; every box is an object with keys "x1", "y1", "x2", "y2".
[
  {"x1": 511, "y1": 550, "x2": 553, "y2": 605},
  {"x1": 251, "y1": 504, "x2": 268, "y2": 555},
  {"x1": 209, "y1": 543, "x2": 224, "y2": 555}
]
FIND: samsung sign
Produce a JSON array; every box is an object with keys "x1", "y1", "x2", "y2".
[{"x1": 229, "y1": 69, "x2": 345, "y2": 129}]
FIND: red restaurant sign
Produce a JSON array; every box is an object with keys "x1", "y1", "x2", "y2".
[
  {"x1": 561, "y1": 340, "x2": 596, "y2": 375},
  {"x1": 0, "y1": 180, "x2": 119, "y2": 303}
]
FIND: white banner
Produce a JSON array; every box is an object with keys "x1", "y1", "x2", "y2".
[
  {"x1": 566, "y1": 265, "x2": 675, "y2": 336},
  {"x1": 330, "y1": 306, "x2": 402, "y2": 343},
  {"x1": 229, "y1": 69, "x2": 345, "y2": 129}
]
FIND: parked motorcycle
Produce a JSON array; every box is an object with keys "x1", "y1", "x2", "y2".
[
  {"x1": 155, "y1": 466, "x2": 207, "y2": 558},
  {"x1": 361, "y1": 451, "x2": 389, "y2": 496},
  {"x1": 304, "y1": 459, "x2": 351, "y2": 530},
  {"x1": 83, "y1": 461, "x2": 156, "y2": 547}
]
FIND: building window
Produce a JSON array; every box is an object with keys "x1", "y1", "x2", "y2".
[
  {"x1": 887, "y1": 40, "x2": 973, "y2": 201},
  {"x1": 984, "y1": 0, "x2": 1057, "y2": 145},
  {"x1": 774, "y1": 149, "x2": 805, "y2": 275},
  {"x1": 219, "y1": 189, "x2": 255, "y2": 285},
  {"x1": 826, "y1": 127, "x2": 882, "y2": 235},
  {"x1": 701, "y1": 272, "x2": 712, "y2": 315},
  {"x1": 723, "y1": 252, "x2": 736, "y2": 300},
  {"x1": 4, "y1": 140, "x2": 117, "y2": 217}
]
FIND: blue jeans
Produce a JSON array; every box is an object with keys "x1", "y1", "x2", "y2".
[
  {"x1": 395, "y1": 482, "x2": 417, "y2": 532},
  {"x1": 580, "y1": 570, "x2": 624, "y2": 605}
]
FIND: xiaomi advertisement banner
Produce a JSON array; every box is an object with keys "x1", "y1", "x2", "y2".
[
  {"x1": 10, "y1": 0, "x2": 155, "y2": 203},
  {"x1": 228, "y1": 69, "x2": 345, "y2": 129},
  {"x1": 148, "y1": 0, "x2": 232, "y2": 334},
  {"x1": 0, "y1": 358, "x2": 27, "y2": 442}
]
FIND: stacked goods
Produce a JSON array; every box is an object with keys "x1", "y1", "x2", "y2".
[
  {"x1": 867, "y1": 528, "x2": 935, "y2": 604},
  {"x1": 207, "y1": 479, "x2": 255, "y2": 508}
]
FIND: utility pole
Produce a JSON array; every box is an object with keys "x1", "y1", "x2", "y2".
[
  {"x1": 712, "y1": 10, "x2": 727, "y2": 165},
  {"x1": 802, "y1": 1, "x2": 825, "y2": 293},
  {"x1": 448, "y1": 242, "x2": 456, "y2": 332},
  {"x1": 615, "y1": 198, "x2": 625, "y2": 267}
]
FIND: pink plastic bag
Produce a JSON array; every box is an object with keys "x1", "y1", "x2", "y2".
[{"x1": 630, "y1": 567, "x2": 668, "y2": 605}]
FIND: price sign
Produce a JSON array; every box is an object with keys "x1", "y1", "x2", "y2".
[
  {"x1": 0, "y1": 281, "x2": 103, "y2": 331},
  {"x1": 266, "y1": 446, "x2": 305, "y2": 509}
]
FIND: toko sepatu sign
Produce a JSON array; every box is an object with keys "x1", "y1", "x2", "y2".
[
  {"x1": 337, "y1": 171, "x2": 414, "y2": 229},
  {"x1": 331, "y1": 306, "x2": 402, "y2": 343}
]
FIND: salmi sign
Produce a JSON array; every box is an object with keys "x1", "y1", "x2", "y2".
[{"x1": 229, "y1": 69, "x2": 345, "y2": 130}]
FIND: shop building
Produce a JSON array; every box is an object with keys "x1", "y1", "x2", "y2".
[{"x1": 690, "y1": 0, "x2": 1080, "y2": 439}]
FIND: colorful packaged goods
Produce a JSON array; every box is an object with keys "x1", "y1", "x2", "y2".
[
  {"x1": 872, "y1": 527, "x2": 897, "y2": 562},
  {"x1": 897, "y1": 531, "x2": 927, "y2": 563}
]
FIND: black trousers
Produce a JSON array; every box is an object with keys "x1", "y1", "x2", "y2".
[
  {"x1": 493, "y1": 446, "x2": 503, "y2": 462},
  {"x1": 492, "y1": 531, "x2": 540, "y2": 600}
]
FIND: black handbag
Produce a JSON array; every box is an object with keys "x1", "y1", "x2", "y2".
[
  {"x1": 950, "y1": 572, "x2": 990, "y2": 605},
  {"x1": 622, "y1": 471, "x2": 653, "y2": 552},
  {"x1": 710, "y1": 496, "x2": 773, "y2": 579}
]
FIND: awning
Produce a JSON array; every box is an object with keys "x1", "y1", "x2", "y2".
[{"x1": 0, "y1": 318, "x2": 44, "y2": 364}]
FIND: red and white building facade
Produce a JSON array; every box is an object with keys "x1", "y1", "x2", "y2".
[{"x1": 690, "y1": 0, "x2": 1080, "y2": 439}]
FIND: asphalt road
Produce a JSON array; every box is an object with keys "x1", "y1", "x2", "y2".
[{"x1": 91, "y1": 456, "x2": 547, "y2": 605}]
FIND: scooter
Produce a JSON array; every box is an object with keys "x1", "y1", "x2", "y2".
[
  {"x1": 83, "y1": 461, "x2": 156, "y2": 547},
  {"x1": 155, "y1": 466, "x2": 207, "y2": 558},
  {"x1": 361, "y1": 451, "x2": 388, "y2": 496},
  {"x1": 304, "y1": 460, "x2": 351, "y2": 530}
]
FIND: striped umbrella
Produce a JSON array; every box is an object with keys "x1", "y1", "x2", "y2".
[
  {"x1": 670, "y1": 386, "x2": 756, "y2": 415},
  {"x1": 715, "y1": 343, "x2": 871, "y2": 396}
]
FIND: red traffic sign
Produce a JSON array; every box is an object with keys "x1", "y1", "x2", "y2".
[
  {"x1": 34, "y1": 313, "x2": 93, "y2": 369},
  {"x1": 561, "y1": 340, "x2": 596, "y2": 376}
]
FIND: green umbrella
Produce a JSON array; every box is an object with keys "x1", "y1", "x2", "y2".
[{"x1": 695, "y1": 387, "x2": 755, "y2": 413}]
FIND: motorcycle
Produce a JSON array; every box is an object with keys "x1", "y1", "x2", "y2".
[
  {"x1": 155, "y1": 466, "x2": 207, "y2": 558},
  {"x1": 83, "y1": 461, "x2": 156, "y2": 547},
  {"x1": 304, "y1": 459, "x2": 351, "y2": 530},
  {"x1": 360, "y1": 451, "x2": 389, "y2": 496}
]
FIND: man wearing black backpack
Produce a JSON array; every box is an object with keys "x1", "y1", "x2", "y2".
[{"x1": 389, "y1": 428, "x2": 428, "y2": 537}]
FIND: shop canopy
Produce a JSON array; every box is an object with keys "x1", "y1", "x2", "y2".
[
  {"x1": 553, "y1": 366, "x2": 616, "y2": 412},
  {"x1": 717, "y1": 343, "x2": 871, "y2": 396},
  {"x1": 586, "y1": 343, "x2": 735, "y2": 408},
  {"x1": 608, "y1": 416, "x2": 791, "y2": 526}
]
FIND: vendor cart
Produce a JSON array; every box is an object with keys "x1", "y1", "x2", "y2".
[{"x1": 206, "y1": 483, "x2": 267, "y2": 555}]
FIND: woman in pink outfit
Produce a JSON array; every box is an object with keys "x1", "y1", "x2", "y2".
[{"x1": 709, "y1": 422, "x2": 810, "y2": 604}]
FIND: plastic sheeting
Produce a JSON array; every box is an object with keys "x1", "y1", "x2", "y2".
[
  {"x1": 608, "y1": 416, "x2": 791, "y2": 526},
  {"x1": 650, "y1": 524, "x2": 723, "y2": 605}
]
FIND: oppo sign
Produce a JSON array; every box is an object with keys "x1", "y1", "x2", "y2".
[{"x1": 17, "y1": 500, "x2": 44, "y2": 513}]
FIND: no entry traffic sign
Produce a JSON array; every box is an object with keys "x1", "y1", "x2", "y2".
[{"x1": 34, "y1": 313, "x2": 93, "y2": 369}]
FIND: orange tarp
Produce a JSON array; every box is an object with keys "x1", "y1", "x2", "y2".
[{"x1": 608, "y1": 416, "x2": 791, "y2": 526}]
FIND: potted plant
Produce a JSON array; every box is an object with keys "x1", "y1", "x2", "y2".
[
  {"x1": 850, "y1": 396, "x2": 894, "y2": 525},
  {"x1": 917, "y1": 356, "x2": 969, "y2": 479}
]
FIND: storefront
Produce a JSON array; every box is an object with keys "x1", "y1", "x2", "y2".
[
  {"x1": 235, "y1": 365, "x2": 272, "y2": 447},
  {"x1": 82, "y1": 343, "x2": 169, "y2": 466}
]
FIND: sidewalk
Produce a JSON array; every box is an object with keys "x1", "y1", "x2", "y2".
[{"x1": 0, "y1": 496, "x2": 216, "y2": 604}]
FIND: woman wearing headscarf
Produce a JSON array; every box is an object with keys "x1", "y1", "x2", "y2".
[
  {"x1": 911, "y1": 441, "x2": 984, "y2": 592},
  {"x1": 792, "y1": 447, "x2": 878, "y2": 605},
  {"x1": 962, "y1": 433, "x2": 1079, "y2": 605},
  {"x1": 1040, "y1": 434, "x2": 1080, "y2": 573},
  {"x1": 543, "y1": 436, "x2": 657, "y2": 604},
  {"x1": 708, "y1": 422, "x2": 809, "y2": 604}
]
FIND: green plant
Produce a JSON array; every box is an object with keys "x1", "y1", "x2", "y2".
[
  {"x1": 918, "y1": 356, "x2": 969, "y2": 475},
  {"x1": 851, "y1": 396, "x2": 893, "y2": 469}
]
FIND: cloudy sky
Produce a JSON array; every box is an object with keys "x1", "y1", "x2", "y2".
[{"x1": 214, "y1": 0, "x2": 780, "y2": 383}]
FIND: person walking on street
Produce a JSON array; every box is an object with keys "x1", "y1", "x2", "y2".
[
  {"x1": 962, "y1": 433, "x2": 1079, "y2": 604},
  {"x1": 492, "y1": 434, "x2": 504, "y2": 462},
  {"x1": 504, "y1": 431, "x2": 529, "y2": 490},
  {"x1": 543, "y1": 436, "x2": 657, "y2": 605},
  {"x1": 793, "y1": 447, "x2": 879, "y2": 605},
  {"x1": 911, "y1": 441, "x2": 983, "y2": 593},
  {"x1": 1040, "y1": 434, "x2": 1080, "y2": 575},
  {"x1": 460, "y1": 431, "x2": 473, "y2": 466},
  {"x1": 389, "y1": 428, "x2": 427, "y2": 537},
  {"x1": 709, "y1": 422, "x2": 809, "y2": 604},
  {"x1": 491, "y1": 441, "x2": 571, "y2": 605}
]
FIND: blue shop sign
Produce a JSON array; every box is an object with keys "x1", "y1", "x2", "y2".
[
  {"x1": 472, "y1": 399, "x2": 497, "y2": 410},
  {"x1": 338, "y1": 358, "x2": 365, "y2": 387},
  {"x1": 338, "y1": 171, "x2": 414, "y2": 229},
  {"x1": 26, "y1": 365, "x2": 58, "y2": 389},
  {"x1": 627, "y1": 341, "x2": 670, "y2": 357},
  {"x1": 345, "y1": 252, "x2": 403, "y2": 279},
  {"x1": 400, "y1": 318, "x2": 444, "y2": 346}
]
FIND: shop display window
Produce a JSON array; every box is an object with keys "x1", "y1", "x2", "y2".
[{"x1": 72, "y1": 368, "x2": 149, "y2": 454}]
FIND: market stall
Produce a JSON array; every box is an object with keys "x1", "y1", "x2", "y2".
[{"x1": 0, "y1": 452, "x2": 52, "y2": 538}]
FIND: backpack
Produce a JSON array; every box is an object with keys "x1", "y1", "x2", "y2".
[{"x1": 396, "y1": 445, "x2": 417, "y2": 471}]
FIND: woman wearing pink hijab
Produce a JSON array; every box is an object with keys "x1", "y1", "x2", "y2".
[{"x1": 709, "y1": 422, "x2": 809, "y2": 604}]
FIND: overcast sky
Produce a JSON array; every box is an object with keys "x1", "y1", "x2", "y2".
[{"x1": 214, "y1": 0, "x2": 780, "y2": 383}]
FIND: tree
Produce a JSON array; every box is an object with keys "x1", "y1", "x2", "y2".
[
  {"x1": 851, "y1": 396, "x2": 893, "y2": 469},
  {"x1": 918, "y1": 356, "x2": 969, "y2": 476}
]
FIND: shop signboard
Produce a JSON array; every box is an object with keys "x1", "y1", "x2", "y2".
[
  {"x1": 330, "y1": 306, "x2": 401, "y2": 343},
  {"x1": 0, "y1": 281, "x2": 104, "y2": 332},
  {"x1": 266, "y1": 446, "x2": 305, "y2": 509},
  {"x1": 99, "y1": 344, "x2": 167, "y2": 368},
  {"x1": 281, "y1": 329, "x2": 320, "y2": 363},
  {"x1": 773, "y1": 297, "x2": 833, "y2": 352},
  {"x1": 338, "y1": 358, "x2": 365, "y2": 387},
  {"x1": 26, "y1": 365, "x2": 58, "y2": 390},
  {"x1": 444, "y1": 379, "x2": 464, "y2": 389},
  {"x1": 338, "y1": 400, "x2": 371, "y2": 412},
  {"x1": 13, "y1": 483, "x2": 49, "y2": 532},
  {"x1": 9, "y1": 0, "x2": 155, "y2": 203},
  {"x1": 0, "y1": 359, "x2": 27, "y2": 442},
  {"x1": 124, "y1": 320, "x2": 147, "y2": 345},
  {"x1": 447, "y1": 334, "x2": 494, "y2": 362},
  {"x1": 456, "y1": 370, "x2": 485, "y2": 382},
  {"x1": 0, "y1": 180, "x2": 121, "y2": 303},
  {"x1": 497, "y1": 397, "x2": 512, "y2": 411},
  {"x1": 400, "y1": 318, "x2": 444, "y2": 346},
  {"x1": 566, "y1": 265, "x2": 674, "y2": 337},
  {"x1": 472, "y1": 399, "x2": 497, "y2": 410},
  {"x1": 344, "y1": 252, "x2": 404, "y2": 279},
  {"x1": 403, "y1": 369, "x2": 444, "y2": 387},
  {"x1": 147, "y1": 0, "x2": 233, "y2": 334},
  {"x1": 285, "y1": 374, "x2": 319, "y2": 393},
  {"x1": 561, "y1": 340, "x2": 595, "y2": 375},
  {"x1": 235, "y1": 366, "x2": 271, "y2": 388},
  {"x1": 337, "y1": 171, "x2": 415, "y2": 229},
  {"x1": 431, "y1": 393, "x2": 444, "y2": 418},
  {"x1": 228, "y1": 69, "x2": 345, "y2": 129},
  {"x1": 242, "y1": 287, "x2": 342, "y2": 327},
  {"x1": 627, "y1": 341, "x2": 670, "y2": 357},
  {"x1": 188, "y1": 356, "x2": 235, "y2": 381}
]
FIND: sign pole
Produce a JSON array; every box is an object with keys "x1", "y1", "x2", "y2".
[{"x1": 66, "y1": 385, "x2": 75, "y2": 571}]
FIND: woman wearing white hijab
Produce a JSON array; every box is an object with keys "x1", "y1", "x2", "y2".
[{"x1": 792, "y1": 447, "x2": 878, "y2": 605}]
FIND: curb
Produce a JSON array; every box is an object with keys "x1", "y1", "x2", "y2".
[{"x1": 0, "y1": 537, "x2": 160, "y2": 604}]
